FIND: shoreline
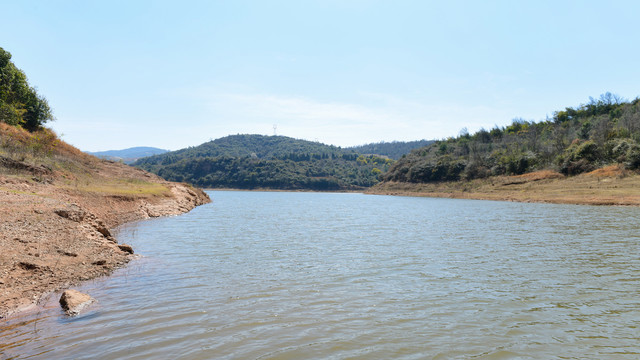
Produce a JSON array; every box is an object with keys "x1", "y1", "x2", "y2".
[
  {"x1": 0, "y1": 161, "x2": 210, "y2": 320},
  {"x1": 4, "y1": 165, "x2": 637, "y2": 319},
  {"x1": 366, "y1": 167, "x2": 640, "y2": 206},
  {"x1": 204, "y1": 187, "x2": 363, "y2": 193}
]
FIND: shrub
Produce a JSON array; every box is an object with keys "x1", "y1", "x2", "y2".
[{"x1": 558, "y1": 140, "x2": 600, "y2": 175}]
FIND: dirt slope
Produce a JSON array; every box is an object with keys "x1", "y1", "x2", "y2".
[{"x1": 0, "y1": 125, "x2": 210, "y2": 319}]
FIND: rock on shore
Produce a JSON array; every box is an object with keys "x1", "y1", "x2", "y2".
[{"x1": 59, "y1": 289, "x2": 95, "y2": 316}]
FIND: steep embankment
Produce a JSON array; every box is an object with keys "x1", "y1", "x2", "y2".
[{"x1": 0, "y1": 124, "x2": 210, "y2": 319}]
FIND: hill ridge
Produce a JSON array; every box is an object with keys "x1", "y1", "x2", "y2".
[{"x1": 133, "y1": 134, "x2": 395, "y2": 190}]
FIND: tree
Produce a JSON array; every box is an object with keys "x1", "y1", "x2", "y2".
[{"x1": 0, "y1": 47, "x2": 54, "y2": 131}]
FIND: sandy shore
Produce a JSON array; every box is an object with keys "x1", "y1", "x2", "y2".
[
  {"x1": 0, "y1": 159, "x2": 210, "y2": 319},
  {"x1": 367, "y1": 166, "x2": 640, "y2": 206}
]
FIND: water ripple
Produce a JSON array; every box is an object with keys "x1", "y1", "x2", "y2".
[{"x1": 3, "y1": 192, "x2": 640, "y2": 359}]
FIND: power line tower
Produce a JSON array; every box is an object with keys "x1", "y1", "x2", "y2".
[{"x1": 273, "y1": 124, "x2": 277, "y2": 136}]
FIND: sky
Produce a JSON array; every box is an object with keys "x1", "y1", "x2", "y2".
[{"x1": 3, "y1": 0, "x2": 640, "y2": 152}]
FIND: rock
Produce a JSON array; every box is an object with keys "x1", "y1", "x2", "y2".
[
  {"x1": 55, "y1": 207, "x2": 86, "y2": 222},
  {"x1": 57, "y1": 249, "x2": 78, "y2": 257},
  {"x1": 93, "y1": 219, "x2": 112, "y2": 238},
  {"x1": 18, "y1": 262, "x2": 40, "y2": 271},
  {"x1": 118, "y1": 244, "x2": 134, "y2": 254},
  {"x1": 59, "y1": 289, "x2": 94, "y2": 316},
  {"x1": 92, "y1": 259, "x2": 106, "y2": 265}
]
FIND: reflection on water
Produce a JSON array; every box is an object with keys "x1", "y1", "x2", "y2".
[{"x1": 2, "y1": 191, "x2": 640, "y2": 359}]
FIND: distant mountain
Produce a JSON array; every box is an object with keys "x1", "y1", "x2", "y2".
[
  {"x1": 133, "y1": 134, "x2": 393, "y2": 191},
  {"x1": 348, "y1": 140, "x2": 434, "y2": 160},
  {"x1": 88, "y1": 147, "x2": 169, "y2": 164}
]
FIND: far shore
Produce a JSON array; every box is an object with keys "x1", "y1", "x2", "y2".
[
  {"x1": 204, "y1": 166, "x2": 640, "y2": 206},
  {"x1": 366, "y1": 166, "x2": 640, "y2": 206},
  {"x1": 204, "y1": 187, "x2": 363, "y2": 193}
]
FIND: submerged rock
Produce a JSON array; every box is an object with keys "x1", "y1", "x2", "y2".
[{"x1": 59, "y1": 289, "x2": 95, "y2": 316}]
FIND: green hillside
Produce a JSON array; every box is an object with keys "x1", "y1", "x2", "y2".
[
  {"x1": 347, "y1": 140, "x2": 434, "y2": 160},
  {"x1": 382, "y1": 93, "x2": 640, "y2": 184},
  {"x1": 133, "y1": 134, "x2": 394, "y2": 190}
]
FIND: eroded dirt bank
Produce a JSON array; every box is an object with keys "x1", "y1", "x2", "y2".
[{"x1": 0, "y1": 159, "x2": 210, "y2": 319}]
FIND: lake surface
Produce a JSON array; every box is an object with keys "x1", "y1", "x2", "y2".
[{"x1": 2, "y1": 191, "x2": 640, "y2": 359}]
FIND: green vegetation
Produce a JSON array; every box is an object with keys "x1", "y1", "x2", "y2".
[
  {"x1": 347, "y1": 140, "x2": 434, "y2": 160},
  {"x1": 383, "y1": 93, "x2": 640, "y2": 183},
  {"x1": 133, "y1": 135, "x2": 394, "y2": 190},
  {"x1": 0, "y1": 47, "x2": 54, "y2": 131}
]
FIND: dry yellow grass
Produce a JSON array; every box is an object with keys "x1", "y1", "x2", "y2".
[
  {"x1": 1, "y1": 123, "x2": 171, "y2": 200},
  {"x1": 584, "y1": 164, "x2": 628, "y2": 178},
  {"x1": 69, "y1": 178, "x2": 172, "y2": 198}
]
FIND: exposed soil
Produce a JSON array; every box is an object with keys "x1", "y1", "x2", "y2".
[
  {"x1": 368, "y1": 166, "x2": 640, "y2": 206},
  {"x1": 0, "y1": 158, "x2": 210, "y2": 319}
]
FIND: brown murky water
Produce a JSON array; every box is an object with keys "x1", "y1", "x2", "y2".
[{"x1": 2, "y1": 191, "x2": 640, "y2": 359}]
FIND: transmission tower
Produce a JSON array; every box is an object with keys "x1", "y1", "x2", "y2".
[{"x1": 273, "y1": 124, "x2": 277, "y2": 136}]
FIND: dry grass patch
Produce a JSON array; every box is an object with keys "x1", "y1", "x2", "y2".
[
  {"x1": 584, "y1": 165, "x2": 628, "y2": 178},
  {"x1": 510, "y1": 170, "x2": 564, "y2": 182},
  {"x1": 64, "y1": 177, "x2": 171, "y2": 198}
]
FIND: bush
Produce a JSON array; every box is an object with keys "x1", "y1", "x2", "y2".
[
  {"x1": 625, "y1": 144, "x2": 640, "y2": 170},
  {"x1": 558, "y1": 140, "x2": 600, "y2": 175},
  {"x1": 464, "y1": 161, "x2": 491, "y2": 179}
]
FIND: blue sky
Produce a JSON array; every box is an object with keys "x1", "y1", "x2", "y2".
[{"x1": 3, "y1": 0, "x2": 640, "y2": 151}]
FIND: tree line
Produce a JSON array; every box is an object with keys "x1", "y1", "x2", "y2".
[
  {"x1": 347, "y1": 140, "x2": 434, "y2": 160},
  {"x1": 383, "y1": 93, "x2": 640, "y2": 183}
]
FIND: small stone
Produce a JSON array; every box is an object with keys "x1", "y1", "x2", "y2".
[
  {"x1": 57, "y1": 250, "x2": 78, "y2": 257},
  {"x1": 92, "y1": 260, "x2": 106, "y2": 266},
  {"x1": 59, "y1": 289, "x2": 95, "y2": 316},
  {"x1": 18, "y1": 262, "x2": 39, "y2": 271},
  {"x1": 117, "y1": 244, "x2": 134, "y2": 254}
]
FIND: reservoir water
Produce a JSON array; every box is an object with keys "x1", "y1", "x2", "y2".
[{"x1": 2, "y1": 191, "x2": 640, "y2": 359}]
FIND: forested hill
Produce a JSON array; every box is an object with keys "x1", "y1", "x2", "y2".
[
  {"x1": 133, "y1": 134, "x2": 394, "y2": 190},
  {"x1": 347, "y1": 140, "x2": 434, "y2": 160},
  {"x1": 382, "y1": 93, "x2": 640, "y2": 183}
]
